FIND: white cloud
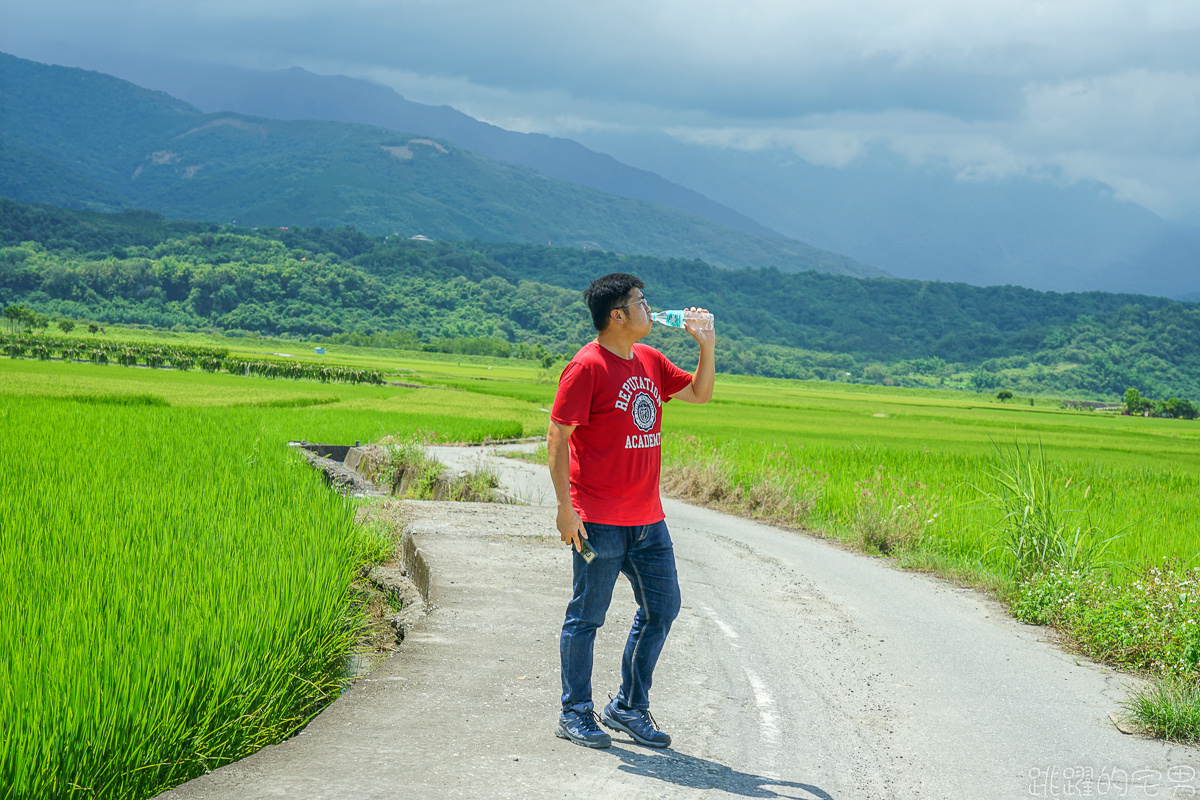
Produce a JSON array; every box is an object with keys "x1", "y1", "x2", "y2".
[
  {"x1": 1022, "y1": 69, "x2": 1200, "y2": 157},
  {"x1": 664, "y1": 123, "x2": 870, "y2": 169}
]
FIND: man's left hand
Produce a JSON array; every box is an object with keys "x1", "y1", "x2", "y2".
[{"x1": 683, "y1": 306, "x2": 715, "y2": 347}]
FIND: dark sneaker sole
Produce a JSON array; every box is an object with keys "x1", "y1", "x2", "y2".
[
  {"x1": 555, "y1": 722, "x2": 611, "y2": 748},
  {"x1": 599, "y1": 712, "x2": 671, "y2": 749}
]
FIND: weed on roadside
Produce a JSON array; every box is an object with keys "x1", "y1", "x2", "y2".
[
  {"x1": 1122, "y1": 674, "x2": 1200, "y2": 744},
  {"x1": 662, "y1": 455, "x2": 736, "y2": 505},
  {"x1": 373, "y1": 433, "x2": 502, "y2": 501},
  {"x1": 444, "y1": 460, "x2": 501, "y2": 502},
  {"x1": 498, "y1": 443, "x2": 548, "y2": 464},
  {"x1": 377, "y1": 430, "x2": 440, "y2": 495},
  {"x1": 850, "y1": 466, "x2": 937, "y2": 555},
  {"x1": 1012, "y1": 559, "x2": 1200, "y2": 743},
  {"x1": 977, "y1": 441, "x2": 1125, "y2": 576},
  {"x1": 662, "y1": 443, "x2": 821, "y2": 527},
  {"x1": 1013, "y1": 560, "x2": 1200, "y2": 677}
]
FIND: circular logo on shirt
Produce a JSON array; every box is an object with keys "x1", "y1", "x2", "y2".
[{"x1": 631, "y1": 392, "x2": 657, "y2": 432}]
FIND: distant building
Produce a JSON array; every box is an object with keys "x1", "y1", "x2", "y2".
[{"x1": 410, "y1": 235, "x2": 434, "y2": 242}]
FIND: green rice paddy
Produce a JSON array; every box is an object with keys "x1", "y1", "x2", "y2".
[
  {"x1": 2, "y1": 328, "x2": 1197, "y2": 795},
  {"x1": 0, "y1": 353, "x2": 528, "y2": 798},
  {"x1": 659, "y1": 377, "x2": 1200, "y2": 575}
]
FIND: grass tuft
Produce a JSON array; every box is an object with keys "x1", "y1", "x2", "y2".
[
  {"x1": 662, "y1": 449, "x2": 820, "y2": 528},
  {"x1": 497, "y1": 443, "x2": 548, "y2": 465},
  {"x1": 1122, "y1": 675, "x2": 1200, "y2": 744},
  {"x1": 976, "y1": 440, "x2": 1124, "y2": 576},
  {"x1": 662, "y1": 457, "x2": 737, "y2": 505},
  {"x1": 374, "y1": 432, "x2": 502, "y2": 502},
  {"x1": 444, "y1": 461, "x2": 502, "y2": 502},
  {"x1": 850, "y1": 466, "x2": 935, "y2": 555}
]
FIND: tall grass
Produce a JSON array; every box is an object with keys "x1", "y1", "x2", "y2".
[
  {"x1": 0, "y1": 397, "x2": 448, "y2": 798},
  {"x1": 973, "y1": 441, "x2": 1125, "y2": 575}
]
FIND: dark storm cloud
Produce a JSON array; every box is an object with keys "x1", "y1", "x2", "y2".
[{"x1": 4, "y1": 0, "x2": 1200, "y2": 219}]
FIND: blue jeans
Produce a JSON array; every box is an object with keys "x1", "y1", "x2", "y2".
[{"x1": 560, "y1": 519, "x2": 681, "y2": 712}]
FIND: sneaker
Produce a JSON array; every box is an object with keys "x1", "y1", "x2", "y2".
[
  {"x1": 600, "y1": 698, "x2": 671, "y2": 748},
  {"x1": 555, "y1": 706, "x2": 612, "y2": 748}
]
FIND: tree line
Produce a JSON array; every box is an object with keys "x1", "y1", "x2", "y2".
[
  {"x1": 0, "y1": 331, "x2": 382, "y2": 384},
  {"x1": 2, "y1": 197, "x2": 1198, "y2": 403}
]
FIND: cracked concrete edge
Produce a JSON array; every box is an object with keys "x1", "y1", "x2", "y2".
[
  {"x1": 365, "y1": 563, "x2": 427, "y2": 641},
  {"x1": 399, "y1": 529, "x2": 431, "y2": 604},
  {"x1": 358, "y1": 529, "x2": 434, "y2": 642}
]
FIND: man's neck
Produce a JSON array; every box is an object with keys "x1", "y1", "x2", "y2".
[{"x1": 595, "y1": 330, "x2": 637, "y2": 360}]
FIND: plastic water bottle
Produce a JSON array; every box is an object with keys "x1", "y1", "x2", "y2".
[{"x1": 651, "y1": 309, "x2": 714, "y2": 330}]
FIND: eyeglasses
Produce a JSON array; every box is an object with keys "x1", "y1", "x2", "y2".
[{"x1": 614, "y1": 295, "x2": 649, "y2": 312}]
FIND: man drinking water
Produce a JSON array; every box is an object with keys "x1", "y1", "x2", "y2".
[{"x1": 548, "y1": 272, "x2": 715, "y2": 748}]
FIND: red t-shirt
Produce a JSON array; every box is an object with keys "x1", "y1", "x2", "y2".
[{"x1": 551, "y1": 341, "x2": 694, "y2": 525}]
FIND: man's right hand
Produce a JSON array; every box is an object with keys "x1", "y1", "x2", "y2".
[
  {"x1": 557, "y1": 506, "x2": 588, "y2": 552},
  {"x1": 547, "y1": 419, "x2": 585, "y2": 552}
]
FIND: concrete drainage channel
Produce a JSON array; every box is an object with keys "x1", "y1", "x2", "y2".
[
  {"x1": 290, "y1": 439, "x2": 524, "y2": 670},
  {"x1": 290, "y1": 442, "x2": 387, "y2": 498},
  {"x1": 364, "y1": 533, "x2": 431, "y2": 642},
  {"x1": 290, "y1": 440, "x2": 526, "y2": 503}
]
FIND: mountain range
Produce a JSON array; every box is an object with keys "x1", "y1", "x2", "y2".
[
  {"x1": 0, "y1": 52, "x2": 879, "y2": 279},
  {"x1": 66, "y1": 53, "x2": 1200, "y2": 301},
  {"x1": 5, "y1": 50, "x2": 1199, "y2": 300}
]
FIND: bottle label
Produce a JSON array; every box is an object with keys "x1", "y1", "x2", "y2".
[{"x1": 652, "y1": 309, "x2": 713, "y2": 329}]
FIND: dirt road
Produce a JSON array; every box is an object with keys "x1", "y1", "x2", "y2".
[{"x1": 158, "y1": 447, "x2": 1196, "y2": 799}]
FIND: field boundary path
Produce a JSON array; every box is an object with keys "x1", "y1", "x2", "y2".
[{"x1": 157, "y1": 447, "x2": 1197, "y2": 800}]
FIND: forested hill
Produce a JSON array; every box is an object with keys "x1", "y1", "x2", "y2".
[
  {"x1": 0, "y1": 51, "x2": 878, "y2": 279},
  {"x1": 3, "y1": 198, "x2": 1199, "y2": 401}
]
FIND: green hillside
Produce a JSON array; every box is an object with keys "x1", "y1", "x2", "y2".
[
  {"x1": 3, "y1": 198, "x2": 1199, "y2": 403},
  {"x1": 0, "y1": 52, "x2": 880, "y2": 278},
  {"x1": 0, "y1": 133, "x2": 127, "y2": 209}
]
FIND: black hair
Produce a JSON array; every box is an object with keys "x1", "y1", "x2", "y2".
[{"x1": 581, "y1": 273, "x2": 645, "y2": 332}]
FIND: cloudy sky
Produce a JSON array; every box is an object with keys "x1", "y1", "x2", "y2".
[{"x1": 5, "y1": 0, "x2": 1200, "y2": 223}]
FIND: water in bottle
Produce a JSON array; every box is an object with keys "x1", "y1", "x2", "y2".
[{"x1": 651, "y1": 309, "x2": 714, "y2": 330}]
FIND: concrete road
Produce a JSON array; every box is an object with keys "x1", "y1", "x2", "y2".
[{"x1": 158, "y1": 446, "x2": 1197, "y2": 800}]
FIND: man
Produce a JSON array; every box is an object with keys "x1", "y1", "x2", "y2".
[{"x1": 548, "y1": 272, "x2": 715, "y2": 749}]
